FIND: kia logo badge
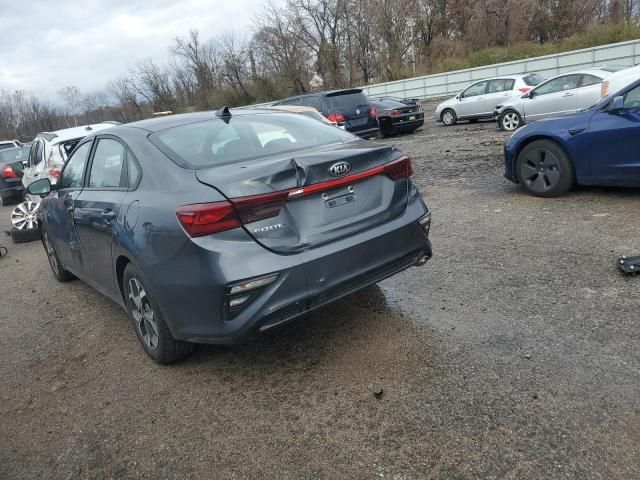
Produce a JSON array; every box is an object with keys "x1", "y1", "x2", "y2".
[{"x1": 329, "y1": 161, "x2": 351, "y2": 177}]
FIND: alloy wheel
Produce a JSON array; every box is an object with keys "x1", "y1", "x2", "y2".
[
  {"x1": 11, "y1": 201, "x2": 39, "y2": 230},
  {"x1": 519, "y1": 148, "x2": 561, "y2": 193},
  {"x1": 442, "y1": 111, "x2": 454, "y2": 125},
  {"x1": 502, "y1": 112, "x2": 520, "y2": 130},
  {"x1": 128, "y1": 278, "x2": 159, "y2": 350}
]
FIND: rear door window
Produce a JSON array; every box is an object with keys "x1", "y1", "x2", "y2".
[
  {"x1": 300, "y1": 96, "x2": 323, "y2": 111},
  {"x1": 88, "y1": 138, "x2": 126, "y2": 188},
  {"x1": 580, "y1": 74, "x2": 603, "y2": 87},
  {"x1": 488, "y1": 79, "x2": 514, "y2": 93}
]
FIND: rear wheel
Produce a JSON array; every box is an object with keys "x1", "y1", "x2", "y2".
[
  {"x1": 516, "y1": 140, "x2": 574, "y2": 197},
  {"x1": 124, "y1": 264, "x2": 194, "y2": 364},
  {"x1": 441, "y1": 109, "x2": 457, "y2": 126},
  {"x1": 499, "y1": 110, "x2": 522, "y2": 131}
]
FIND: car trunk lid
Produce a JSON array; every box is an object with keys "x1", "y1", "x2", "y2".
[{"x1": 194, "y1": 141, "x2": 411, "y2": 253}]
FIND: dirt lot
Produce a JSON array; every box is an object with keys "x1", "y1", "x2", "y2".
[{"x1": 2, "y1": 102, "x2": 640, "y2": 479}]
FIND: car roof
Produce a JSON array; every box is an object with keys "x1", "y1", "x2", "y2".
[{"x1": 37, "y1": 123, "x2": 117, "y2": 144}]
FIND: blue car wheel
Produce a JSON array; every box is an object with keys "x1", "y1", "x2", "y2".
[{"x1": 515, "y1": 140, "x2": 574, "y2": 197}]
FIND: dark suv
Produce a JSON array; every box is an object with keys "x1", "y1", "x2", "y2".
[{"x1": 273, "y1": 89, "x2": 380, "y2": 139}]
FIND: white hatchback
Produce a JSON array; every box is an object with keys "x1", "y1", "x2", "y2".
[{"x1": 435, "y1": 74, "x2": 545, "y2": 126}]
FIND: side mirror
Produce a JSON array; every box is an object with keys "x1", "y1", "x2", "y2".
[
  {"x1": 27, "y1": 178, "x2": 52, "y2": 197},
  {"x1": 525, "y1": 91, "x2": 535, "y2": 99},
  {"x1": 609, "y1": 95, "x2": 624, "y2": 113},
  {"x1": 456, "y1": 94, "x2": 462, "y2": 100}
]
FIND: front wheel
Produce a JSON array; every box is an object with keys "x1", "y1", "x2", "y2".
[
  {"x1": 499, "y1": 110, "x2": 523, "y2": 131},
  {"x1": 123, "y1": 264, "x2": 194, "y2": 364},
  {"x1": 441, "y1": 109, "x2": 457, "y2": 126},
  {"x1": 42, "y1": 229, "x2": 75, "y2": 282},
  {"x1": 515, "y1": 140, "x2": 574, "y2": 197}
]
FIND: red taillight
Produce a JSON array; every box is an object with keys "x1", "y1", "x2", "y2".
[
  {"x1": 2, "y1": 165, "x2": 16, "y2": 178},
  {"x1": 518, "y1": 87, "x2": 531, "y2": 94},
  {"x1": 231, "y1": 191, "x2": 289, "y2": 224},
  {"x1": 327, "y1": 113, "x2": 346, "y2": 123},
  {"x1": 390, "y1": 110, "x2": 401, "y2": 117},
  {"x1": 369, "y1": 107, "x2": 378, "y2": 118},
  {"x1": 176, "y1": 202, "x2": 241, "y2": 237},
  {"x1": 48, "y1": 169, "x2": 61, "y2": 178},
  {"x1": 176, "y1": 156, "x2": 413, "y2": 238},
  {"x1": 385, "y1": 156, "x2": 413, "y2": 180}
]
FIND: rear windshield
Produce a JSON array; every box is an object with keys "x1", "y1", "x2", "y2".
[
  {"x1": 57, "y1": 138, "x2": 83, "y2": 161},
  {"x1": 150, "y1": 113, "x2": 355, "y2": 169},
  {"x1": 600, "y1": 65, "x2": 629, "y2": 73},
  {"x1": 326, "y1": 91, "x2": 370, "y2": 112},
  {"x1": 0, "y1": 143, "x2": 15, "y2": 151},
  {"x1": 523, "y1": 74, "x2": 545, "y2": 86},
  {"x1": 0, "y1": 146, "x2": 28, "y2": 164}
]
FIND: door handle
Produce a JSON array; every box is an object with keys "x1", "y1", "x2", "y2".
[
  {"x1": 33, "y1": 172, "x2": 40, "y2": 177},
  {"x1": 101, "y1": 209, "x2": 117, "y2": 221},
  {"x1": 563, "y1": 92, "x2": 574, "y2": 97}
]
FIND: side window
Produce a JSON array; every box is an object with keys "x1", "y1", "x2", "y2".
[
  {"x1": 88, "y1": 138, "x2": 126, "y2": 188},
  {"x1": 463, "y1": 81, "x2": 488, "y2": 98},
  {"x1": 534, "y1": 75, "x2": 581, "y2": 95},
  {"x1": 127, "y1": 155, "x2": 142, "y2": 188},
  {"x1": 623, "y1": 85, "x2": 640, "y2": 109},
  {"x1": 33, "y1": 141, "x2": 44, "y2": 166},
  {"x1": 59, "y1": 142, "x2": 92, "y2": 189},
  {"x1": 488, "y1": 79, "x2": 512, "y2": 93},
  {"x1": 28, "y1": 143, "x2": 37, "y2": 167},
  {"x1": 301, "y1": 96, "x2": 323, "y2": 111},
  {"x1": 580, "y1": 74, "x2": 603, "y2": 87}
]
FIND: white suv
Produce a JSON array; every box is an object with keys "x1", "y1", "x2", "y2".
[{"x1": 22, "y1": 123, "x2": 117, "y2": 197}]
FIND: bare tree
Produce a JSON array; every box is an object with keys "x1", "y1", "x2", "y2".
[{"x1": 57, "y1": 85, "x2": 82, "y2": 127}]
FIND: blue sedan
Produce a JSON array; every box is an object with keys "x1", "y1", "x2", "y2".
[{"x1": 504, "y1": 79, "x2": 640, "y2": 197}]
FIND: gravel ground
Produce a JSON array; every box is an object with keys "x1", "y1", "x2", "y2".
[{"x1": 1, "y1": 102, "x2": 640, "y2": 479}]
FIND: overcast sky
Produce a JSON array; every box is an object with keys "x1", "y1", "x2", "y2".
[{"x1": 0, "y1": 0, "x2": 276, "y2": 101}]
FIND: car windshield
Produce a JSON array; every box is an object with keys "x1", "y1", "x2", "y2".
[
  {"x1": 523, "y1": 74, "x2": 545, "y2": 86},
  {"x1": 150, "y1": 113, "x2": 355, "y2": 169}
]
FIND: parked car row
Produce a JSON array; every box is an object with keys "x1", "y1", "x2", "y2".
[
  {"x1": 435, "y1": 64, "x2": 637, "y2": 132},
  {"x1": 5, "y1": 64, "x2": 637, "y2": 365},
  {"x1": 272, "y1": 88, "x2": 424, "y2": 138}
]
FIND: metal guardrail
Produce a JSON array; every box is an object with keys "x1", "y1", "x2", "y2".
[{"x1": 239, "y1": 39, "x2": 640, "y2": 108}]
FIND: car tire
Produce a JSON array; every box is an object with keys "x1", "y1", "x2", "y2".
[
  {"x1": 441, "y1": 109, "x2": 457, "y2": 126},
  {"x1": 10, "y1": 226, "x2": 41, "y2": 244},
  {"x1": 123, "y1": 264, "x2": 194, "y2": 364},
  {"x1": 515, "y1": 140, "x2": 574, "y2": 197},
  {"x1": 499, "y1": 110, "x2": 523, "y2": 131},
  {"x1": 41, "y1": 228, "x2": 75, "y2": 282}
]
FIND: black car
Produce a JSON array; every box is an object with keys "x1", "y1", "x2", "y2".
[
  {"x1": 371, "y1": 99, "x2": 424, "y2": 137},
  {"x1": 273, "y1": 89, "x2": 379, "y2": 139},
  {"x1": 373, "y1": 96, "x2": 422, "y2": 107},
  {"x1": 0, "y1": 146, "x2": 27, "y2": 206}
]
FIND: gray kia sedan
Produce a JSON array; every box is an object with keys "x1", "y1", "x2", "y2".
[{"x1": 27, "y1": 107, "x2": 432, "y2": 363}]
